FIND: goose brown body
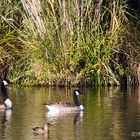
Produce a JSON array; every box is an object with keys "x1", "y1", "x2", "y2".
[{"x1": 44, "y1": 90, "x2": 84, "y2": 112}]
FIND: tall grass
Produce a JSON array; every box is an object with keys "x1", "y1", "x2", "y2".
[
  {"x1": 0, "y1": 0, "x2": 138, "y2": 86},
  {"x1": 0, "y1": 0, "x2": 20, "y2": 79}
]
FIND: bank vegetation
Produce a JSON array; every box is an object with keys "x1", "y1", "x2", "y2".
[{"x1": 0, "y1": 0, "x2": 140, "y2": 87}]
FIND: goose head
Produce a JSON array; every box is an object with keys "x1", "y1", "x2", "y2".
[
  {"x1": 74, "y1": 89, "x2": 81, "y2": 96},
  {"x1": 2, "y1": 78, "x2": 12, "y2": 86}
]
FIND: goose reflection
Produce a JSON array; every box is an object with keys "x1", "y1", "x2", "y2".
[
  {"x1": 2, "y1": 109, "x2": 12, "y2": 122},
  {"x1": 46, "y1": 110, "x2": 84, "y2": 124},
  {"x1": 0, "y1": 109, "x2": 12, "y2": 138}
]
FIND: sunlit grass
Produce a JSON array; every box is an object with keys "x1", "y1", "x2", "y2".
[{"x1": 0, "y1": 0, "x2": 139, "y2": 86}]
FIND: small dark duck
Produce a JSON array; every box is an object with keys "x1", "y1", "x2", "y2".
[{"x1": 32, "y1": 123, "x2": 50, "y2": 135}]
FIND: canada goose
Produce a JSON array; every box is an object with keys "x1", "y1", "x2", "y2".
[
  {"x1": 32, "y1": 123, "x2": 50, "y2": 135},
  {"x1": 44, "y1": 89, "x2": 84, "y2": 113},
  {"x1": 0, "y1": 79, "x2": 12, "y2": 109}
]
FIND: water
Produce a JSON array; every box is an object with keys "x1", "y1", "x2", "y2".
[{"x1": 0, "y1": 86, "x2": 140, "y2": 140}]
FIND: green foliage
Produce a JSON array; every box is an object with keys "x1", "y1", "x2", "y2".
[{"x1": 1, "y1": 0, "x2": 137, "y2": 86}]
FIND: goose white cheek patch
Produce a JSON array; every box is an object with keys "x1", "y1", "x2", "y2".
[
  {"x1": 75, "y1": 91, "x2": 80, "y2": 96},
  {"x1": 3, "y1": 80, "x2": 8, "y2": 86}
]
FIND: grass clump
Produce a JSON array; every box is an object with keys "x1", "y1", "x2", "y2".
[{"x1": 1, "y1": 0, "x2": 140, "y2": 86}]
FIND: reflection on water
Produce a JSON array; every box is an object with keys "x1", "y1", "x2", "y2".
[
  {"x1": 46, "y1": 111, "x2": 84, "y2": 125},
  {"x1": 0, "y1": 86, "x2": 140, "y2": 139},
  {"x1": 0, "y1": 109, "x2": 12, "y2": 138}
]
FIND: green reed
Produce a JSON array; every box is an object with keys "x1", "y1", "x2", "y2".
[{"x1": 0, "y1": 0, "x2": 137, "y2": 86}]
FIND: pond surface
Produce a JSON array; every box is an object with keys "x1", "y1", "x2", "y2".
[{"x1": 0, "y1": 86, "x2": 140, "y2": 140}]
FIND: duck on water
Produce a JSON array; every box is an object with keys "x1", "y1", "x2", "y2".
[
  {"x1": 32, "y1": 123, "x2": 50, "y2": 135},
  {"x1": 0, "y1": 79, "x2": 12, "y2": 110},
  {"x1": 44, "y1": 89, "x2": 84, "y2": 113}
]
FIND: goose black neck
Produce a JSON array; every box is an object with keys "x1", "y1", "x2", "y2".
[
  {"x1": 73, "y1": 92, "x2": 81, "y2": 106},
  {"x1": 1, "y1": 82, "x2": 9, "y2": 101}
]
